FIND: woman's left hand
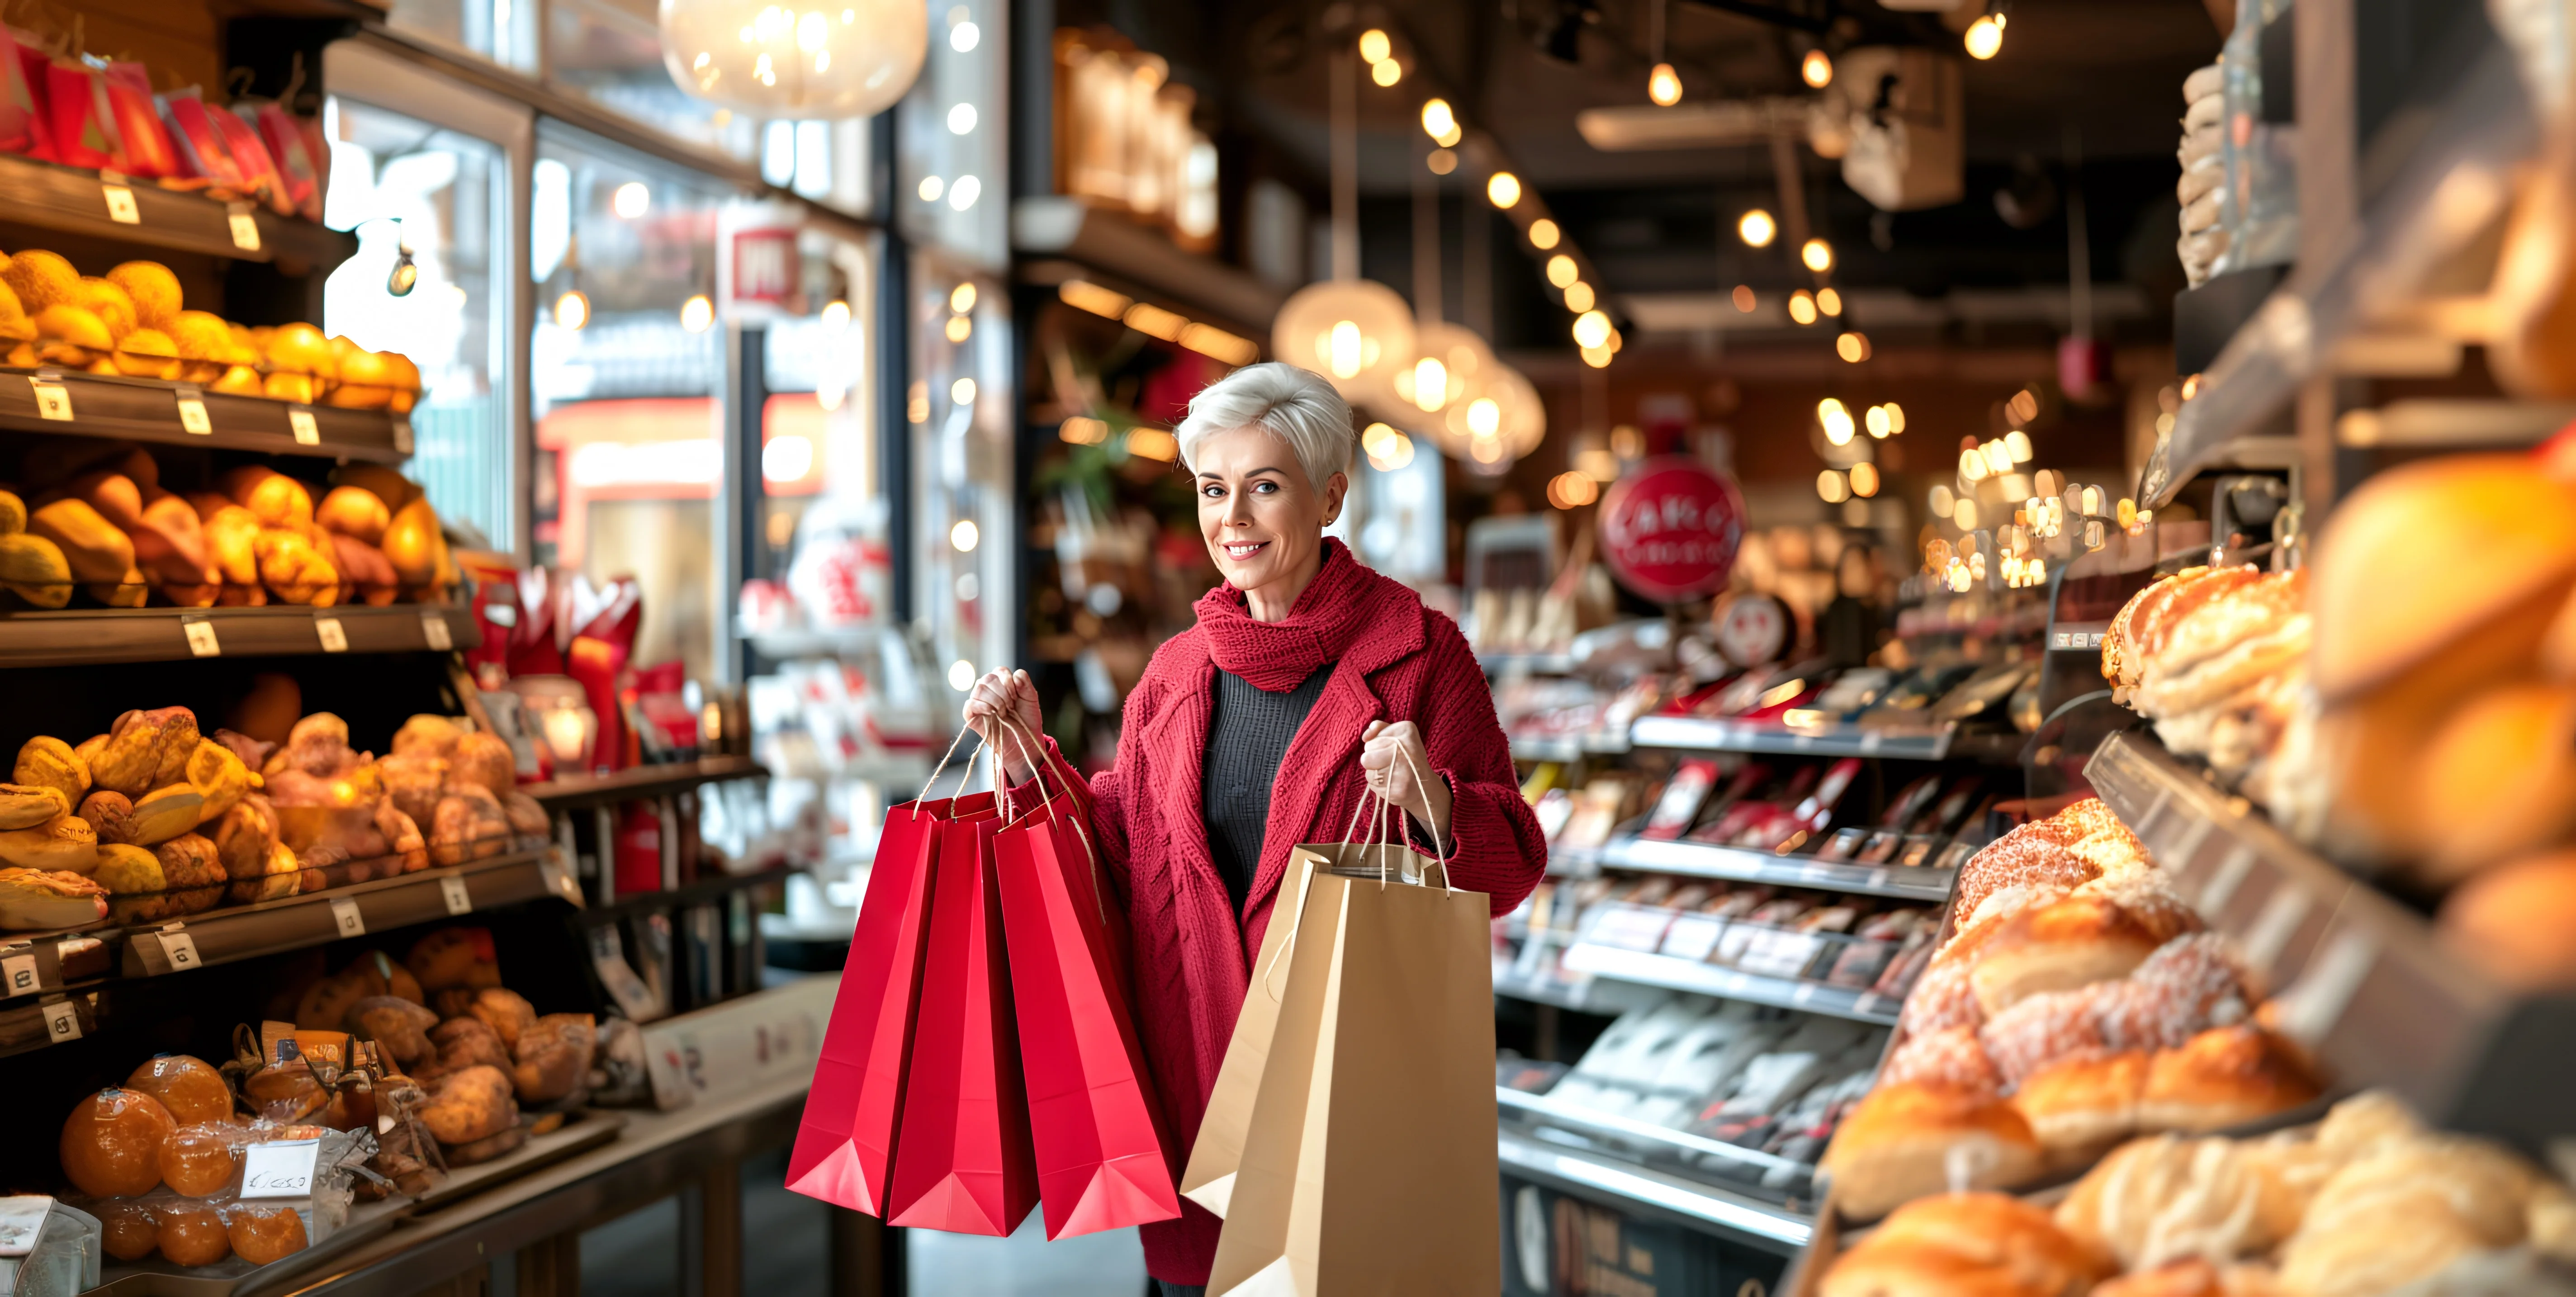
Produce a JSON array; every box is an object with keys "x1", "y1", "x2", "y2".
[{"x1": 1360, "y1": 720, "x2": 1451, "y2": 851}]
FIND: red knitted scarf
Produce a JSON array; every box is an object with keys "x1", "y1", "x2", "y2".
[{"x1": 1196, "y1": 539, "x2": 1396, "y2": 691}]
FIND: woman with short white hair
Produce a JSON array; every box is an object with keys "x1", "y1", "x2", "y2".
[{"x1": 964, "y1": 361, "x2": 1543, "y2": 1295}]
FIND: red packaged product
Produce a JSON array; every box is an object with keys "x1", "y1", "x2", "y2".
[
  {"x1": 98, "y1": 61, "x2": 176, "y2": 177},
  {"x1": 44, "y1": 58, "x2": 121, "y2": 170},
  {"x1": 246, "y1": 100, "x2": 321, "y2": 220},
  {"x1": 0, "y1": 27, "x2": 48, "y2": 157},
  {"x1": 156, "y1": 86, "x2": 240, "y2": 186},
  {"x1": 207, "y1": 105, "x2": 284, "y2": 209}
]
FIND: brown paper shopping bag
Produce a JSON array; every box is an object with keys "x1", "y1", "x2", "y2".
[{"x1": 1204, "y1": 792, "x2": 1500, "y2": 1297}]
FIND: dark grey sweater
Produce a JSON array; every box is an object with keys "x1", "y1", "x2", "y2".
[{"x1": 1202, "y1": 663, "x2": 1332, "y2": 918}]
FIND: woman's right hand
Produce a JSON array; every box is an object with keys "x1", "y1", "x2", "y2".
[{"x1": 963, "y1": 668, "x2": 1044, "y2": 783}]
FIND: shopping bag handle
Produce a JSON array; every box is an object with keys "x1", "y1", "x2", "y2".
[
  {"x1": 995, "y1": 715, "x2": 1114, "y2": 930},
  {"x1": 911, "y1": 723, "x2": 981, "y2": 815}
]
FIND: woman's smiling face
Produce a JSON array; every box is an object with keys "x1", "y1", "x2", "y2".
[{"x1": 1193, "y1": 425, "x2": 1345, "y2": 612}]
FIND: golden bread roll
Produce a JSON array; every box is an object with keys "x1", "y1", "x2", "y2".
[
  {"x1": 1968, "y1": 896, "x2": 2166, "y2": 1017},
  {"x1": 2013, "y1": 1049, "x2": 2147, "y2": 1166},
  {"x1": 2056, "y1": 1132, "x2": 2311, "y2": 1272},
  {"x1": 1820, "y1": 1082, "x2": 2046, "y2": 1222},
  {"x1": 420, "y1": 1063, "x2": 518, "y2": 1145},
  {"x1": 159, "y1": 1123, "x2": 239, "y2": 1197},
  {"x1": 1822, "y1": 1191, "x2": 2112, "y2": 1297},
  {"x1": 2439, "y1": 851, "x2": 2576, "y2": 989},
  {"x1": 2416, "y1": 683, "x2": 2576, "y2": 881},
  {"x1": 315, "y1": 485, "x2": 390, "y2": 543},
  {"x1": 2136, "y1": 1026, "x2": 2320, "y2": 1134}
]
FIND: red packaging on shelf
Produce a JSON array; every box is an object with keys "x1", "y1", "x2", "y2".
[
  {"x1": 0, "y1": 26, "x2": 50, "y2": 157},
  {"x1": 156, "y1": 86, "x2": 242, "y2": 187},
  {"x1": 206, "y1": 105, "x2": 284, "y2": 209},
  {"x1": 611, "y1": 801, "x2": 663, "y2": 895},
  {"x1": 45, "y1": 58, "x2": 122, "y2": 169},
  {"x1": 98, "y1": 61, "x2": 177, "y2": 177},
  {"x1": 246, "y1": 101, "x2": 321, "y2": 219}
]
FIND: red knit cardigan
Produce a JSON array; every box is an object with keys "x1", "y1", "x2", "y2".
[{"x1": 1050, "y1": 560, "x2": 1544, "y2": 1283}]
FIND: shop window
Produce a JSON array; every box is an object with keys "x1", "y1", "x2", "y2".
[
  {"x1": 898, "y1": 1, "x2": 1009, "y2": 270},
  {"x1": 547, "y1": 0, "x2": 761, "y2": 162},
  {"x1": 322, "y1": 97, "x2": 514, "y2": 550},
  {"x1": 385, "y1": 0, "x2": 538, "y2": 72}
]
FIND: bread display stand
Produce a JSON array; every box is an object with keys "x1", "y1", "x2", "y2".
[
  {"x1": 0, "y1": 367, "x2": 415, "y2": 463},
  {"x1": 402, "y1": 1110, "x2": 629, "y2": 1214},
  {"x1": 1593, "y1": 837, "x2": 1957, "y2": 903},
  {"x1": 86, "y1": 1200, "x2": 407, "y2": 1297}
]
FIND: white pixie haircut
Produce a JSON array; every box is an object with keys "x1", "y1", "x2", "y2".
[{"x1": 1174, "y1": 361, "x2": 1354, "y2": 490}]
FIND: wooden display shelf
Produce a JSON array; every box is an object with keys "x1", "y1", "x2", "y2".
[
  {"x1": 114, "y1": 849, "x2": 579, "y2": 977},
  {"x1": 522, "y1": 756, "x2": 766, "y2": 809},
  {"x1": 0, "y1": 153, "x2": 356, "y2": 267},
  {"x1": 0, "y1": 367, "x2": 415, "y2": 463},
  {"x1": 0, "y1": 604, "x2": 478, "y2": 667}
]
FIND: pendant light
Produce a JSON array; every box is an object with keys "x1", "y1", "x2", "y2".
[
  {"x1": 660, "y1": 0, "x2": 927, "y2": 117},
  {"x1": 1273, "y1": 43, "x2": 1414, "y2": 400}
]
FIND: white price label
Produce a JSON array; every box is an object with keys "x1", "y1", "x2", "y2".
[
  {"x1": 228, "y1": 209, "x2": 261, "y2": 251},
  {"x1": 421, "y1": 610, "x2": 453, "y2": 651},
  {"x1": 330, "y1": 897, "x2": 365, "y2": 937},
  {"x1": 315, "y1": 615, "x2": 347, "y2": 653},
  {"x1": 392, "y1": 417, "x2": 413, "y2": 455},
  {"x1": 28, "y1": 379, "x2": 71, "y2": 421},
  {"x1": 182, "y1": 618, "x2": 221, "y2": 658},
  {"x1": 41, "y1": 998, "x2": 78, "y2": 1042},
  {"x1": 159, "y1": 929, "x2": 200, "y2": 971},
  {"x1": 175, "y1": 392, "x2": 212, "y2": 435},
  {"x1": 2, "y1": 953, "x2": 36, "y2": 996},
  {"x1": 440, "y1": 874, "x2": 472, "y2": 915},
  {"x1": 288, "y1": 407, "x2": 320, "y2": 445},
  {"x1": 103, "y1": 184, "x2": 139, "y2": 223},
  {"x1": 240, "y1": 1140, "x2": 320, "y2": 1199}
]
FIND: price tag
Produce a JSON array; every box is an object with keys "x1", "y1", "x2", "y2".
[
  {"x1": 421, "y1": 610, "x2": 453, "y2": 651},
  {"x1": 175, "y1": 387, "x2": 212, "y2": 435},
  {"x1": 314, "y1": 615, "x2": 347, "y2": 653},
  {"x1": 227, "y1": 207, "x2": 261, "y2": 251},
  {"x1": 440, "y1": 874, "x2": 472, "y2": 915},
  {"x1": 329, "y1": 897, "x2": 365, "y2": 938},
  {"x1": 239, "y1": 1139, "x2": 320, "y2": 1199},
  {"x1": 288, "y1": 407, "x2": 320, "y2": 445},
  {"x1": 28, "y1": 378, "x2": 71, "y2": 421},
  {"x1": 2, "y1": 952, "x2": 36, "y2": 996},
  {"x1": 159, "y1": 929, "x2": 200, "y2": 972},
  {"x1": 41, "y1": 998, "x2": 78, "y2": 1042},
  {"x1": 182, "y1": 617, "x2": 221, "y2": 658},
  {"x1": 103, "y1": 183, "x2": 140, "y2": 224},
  {"x1": 392, "y1": 417, "x2": 413, "y2": 455}
]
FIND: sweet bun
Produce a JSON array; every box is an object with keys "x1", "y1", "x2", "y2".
[
  {"x1": 2137, "y1": 1026, "x2": 2321, "y2": 1133},
  {"x1": 155, "y1": 1202, "x2": 230, "y2": 1267},
  {"x1": 126, "y1": 1054, "x2": 233, "y2": 1126},
  {"x1": 2056, "y1": 1132, "x2": 2310, "y2": 1271},
  {"x1": 2440, "y1": 851, "x2": 2576, "y2": 989},
  {"x1": 98, "y1": 1199, "x2": 157, "y2": 1261},
  {"x1": 2415, "y1": 683, "x2": 2576, "y2": 881},
  {"x1": 1954, "y1": 827, "x2": 2102, "y2": 928},
  {"x1": 2276, "y1": 1137, "x2": 2545, "y2": 1297},
  {"x1": 1821, "y1": 1191, "x2": 2112, "y2": 1297},
  {"x1": 60, "y1": 1086, "x2": 177, "y2": 1198},
  {"x1": 224, "y1": 1203, "x2": 308, "y2": 1264},
  {"x1": 2013, "y1": 1049, "x2": 2148, "y2": 1167},
  {"x1": 1819, "y1": 1082, "x2": 2045, "y2": 1222},
  {"x1": 159, "y1": 1123, "x2": 239, "y2": 1197},
  {"x1": 1968, "y1": 896, "x2": 2165, "y2": 1016}
]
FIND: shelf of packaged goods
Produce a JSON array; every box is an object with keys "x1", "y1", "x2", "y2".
[
  {"x1": 2084, "y1": 730, "x2": 2575, "y2": 1147},
  {"x1": 1496, "y1": 1126, "x2": 1813, "y2": 1254},
  {"x1": 109, "y1": 848, "x2": 579, "y2": 978},
  {"x1": 2141, "y1": 32, "x2": 2532, "y2": 508},
  {"x1": 0, "y1": 367, "x2": 415, "y2": 462},
  {"x1": 1493, "y1": 968, "x2": 1600, "y2": 1013},
  {"x1": 2047, "y1": 622, "x2": 2111, "y2": 653},
  {"x1": 576, "y1": 861, "x2": 805, "y2": 927},
  {"x1": 1593, "y1": 836, "x2": 1958, "y2": 903},
  {"x1": 1559, "y1": 943, "x2": 1904, "y2": 1027},
  {"x1": 0, "y1": 603, "x2": 478, "y2": 667},
  {"x1": 1509, "y1": 734, "x2": 1631, "y2": 762},
  {"x1": 1629, "y1": 715, "x2": 1958, "y2": 762},
  {"x1": 1497, "y1": 1086, "x2": 1816, "y2": 1185},
  {"x1": 0, "y1": 154, "x2": 357, "y2": 267},
  {"x1": 522, "y1": 755, "x2": 767, "y2": 809},
  {"x1": 1478, "y1": 651, "x2": 1578, "y2": 676}
]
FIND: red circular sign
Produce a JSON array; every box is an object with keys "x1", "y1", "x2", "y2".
[{"x1": 1597, "y1": 456, "x2": 1746, "y2": 601}]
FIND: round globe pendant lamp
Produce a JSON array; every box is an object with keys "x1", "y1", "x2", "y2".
[
  {"x1": 1448, "y1": 361, "x2": 1545, "y2": 473},
  {"x1": 1388, "y1": 320, "x2": 1494, "y2": 421},
  {"x1": 1274, "y1": 40, "x2": 1416, "y2": 400},
  {"x1": 659, "y1": 0, "x2": 928, "y2": 118}
]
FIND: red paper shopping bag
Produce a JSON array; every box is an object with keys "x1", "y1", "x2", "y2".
[
  {"x1": 885, "y1": 805, "x2": 1038, "y2": 1235},
  {"x1": 786, "y1": 776, "x2": 997, "y2": 1216},
  {"x1": 992, "y1": 724, "x2": 1179, "y2": 1240}
]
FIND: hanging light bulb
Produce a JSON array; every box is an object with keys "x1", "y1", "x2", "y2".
[
  {"x1": 1358, "y1": 29, "x2": 1392, "y2": 63},
  {"x1": 554, "y1": 289, "x2": 590, "y2": 331},
  {"x1": 1801, "y1": 237, "x2": 1834, "y2": 272},
  {"x1": 1801, "y1": 49, "x2": 1833, "y2": 88},
  {"x1": 1738, "y1": 209, "x2": 1777, "y2": 248},
  {"x1": 1787, "y1": 290, "x2": 1818, "y2": 326},
  {"x1": 1572, "y1": 310, "x2": 1612, "y2": 349},
  {"x1": 1965, "y1": 13, "x2": 2005, "y2": 60},
  {"x1": 386, "y1": 242, "x2": 419, "y2": 297},
  {"x1": 1487, "y1": 172, "x2": 1522, "y2": 208},
  {"x1": 658, "y1": 0, "x2": 926, "y2": 116},
  {"x1": 1371, "y1": 58, "x2": 1402, "y2": 86},
  {"x1": 1648, "y1": 62, "x2": 1682, "y2": 106},
  {"x1": 1529, "y1": 218, "x2": 1561, "y2": 250},
  {"x1": 1411, "y1": 355, "x2": 1449, "y2": 411},
  {"x1": 1273, "y1": 279, "x2": 1416, "y2": 398},
  {"x1": 680, "y1": 293, "x2": 715, "y2": 332}
]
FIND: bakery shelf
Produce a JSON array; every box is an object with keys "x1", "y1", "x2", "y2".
[
  {"x1": 575, "y1": 861, "x2": 803, "y2": 927},
  {"x1": 522, "y1": 755, "x2": 767, "y2": 809},
  {"x1": 1509, "y1": 733, "x2": 1631, "y2": 762},
  {"x1": 0, "y1": 930, "x2": 110, "y2": 999},
  {"x1": 1498, "y1": 1085, "x2": 1816, "y2": 1183},
  {"x1": 0, "y1": 367, "x2": 415, "y2": 463},
  {"x1": 0, "y1": 985, "x2": 97, "y2": 1058},
  {"x1": 114, "y1": 848, "x2": 579, "y2": 978},
  {"x1": 2084, "y1": 730, "x2": 2573, "y2": 1147},
  {"x1": 2141, "y1": 31, "x2": 2533, "y2": 507},
  {"x1": 404, "y1": 1109, "x2": 629, "y2": 1214},
  {"x1": 1493, "y1": 968, "x2": 1602, "y2": 1012},
  {"x1": 1496, "y1": 1126, "x2": 1812, "y2": 1254},
  {"x1": 90, "y1": 1196, "x2": 409, "y2": 1297},
  {"x1": 1628, "y1": 715, "x2": 1961, "y2": 762},
  {"x1": 1593, "y1": 836, "x2": 1959, "y2": 904},
  {"x1": 1559, "y1": 943, "x2": 1904, "y2": 1027},
  {"x1": 1478, "y1": 650, "x2": 1578, "y2": 675},
  {"x1": 0, "y1": 154, "x2": 358, "y2": 267},
  {"x1": 0, "y1": 604, "x2": 479, "y2": 667}
]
